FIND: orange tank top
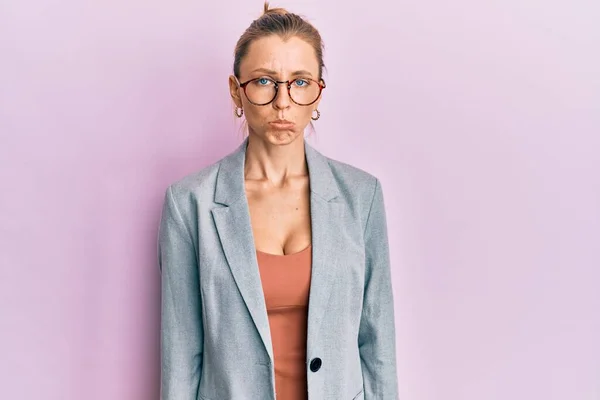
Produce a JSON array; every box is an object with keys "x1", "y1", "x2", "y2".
[{"x1": 256, "y1": 244, "x2": 312, "y2": 400}]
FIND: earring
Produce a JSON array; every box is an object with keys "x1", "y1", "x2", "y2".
[
  {"x1": 311, "y1": 109, "x2": 320, "y2": 121},
  {"x1": 235, "y1": 107, "x2": 244, "y2": 118}
]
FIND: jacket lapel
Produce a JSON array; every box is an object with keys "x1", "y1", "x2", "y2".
[
  {"x1": 210, "y1": 138, "x2": 275, "y2": 360},
  {"x1": 303, "y1": 141, "x2": 344, "y2": 353},
  {"x1": 211, "y1": 137, "x2": 343, "y2": 362}
]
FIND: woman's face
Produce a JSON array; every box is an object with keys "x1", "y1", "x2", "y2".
[{"x1": 229, "y1": 35, "x2": 322, "y2": 145}]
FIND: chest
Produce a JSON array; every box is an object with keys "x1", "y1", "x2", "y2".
[{"x1": 245, "y1": 179, "x2": 312, "y2": 255}]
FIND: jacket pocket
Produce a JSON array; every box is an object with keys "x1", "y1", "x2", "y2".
[{"x1": 352, "y1": 388, "x2": 364, "y2": 400}]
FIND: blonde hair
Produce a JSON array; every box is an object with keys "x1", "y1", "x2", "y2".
[{"x1": 233, "y1": 1, "x2": 325, "y2": 80}]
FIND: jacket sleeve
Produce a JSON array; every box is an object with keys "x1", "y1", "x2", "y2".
[
  {"x1": 158, "y1": 185, "x2": 203, "y2": 400},
  {"x1": 358, "y1": 178, "x2": 399, "y2": 399}
]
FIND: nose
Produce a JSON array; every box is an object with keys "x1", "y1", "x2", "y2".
[{"x1": 272, "y1": 82, "x2": 292, "y2": 110}]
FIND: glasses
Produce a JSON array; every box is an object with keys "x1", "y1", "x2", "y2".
[{"x1": 236, "y1": 76, "x2": 326, "y2": 106}]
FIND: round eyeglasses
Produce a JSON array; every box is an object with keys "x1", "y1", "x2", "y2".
[{"x1": 236, "y1": 76, "x2": 326, "y2": 106}]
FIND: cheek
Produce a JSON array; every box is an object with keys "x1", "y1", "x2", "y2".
[
  {"x1": 299, "y1": 108, "x2": 313, "y2": 120},
  {"x1": 243, "y1": 104, "x2": 270, "y2": 125},
  {"x1": 295, "y1": 109, "x2": 314, "y2": 128}
]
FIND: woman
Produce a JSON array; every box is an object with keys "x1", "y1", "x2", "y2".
[{"x1": 158, "y1": 3, "x2": 398, "y2": 399}]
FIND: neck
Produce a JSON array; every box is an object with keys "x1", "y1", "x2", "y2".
[{"x1": 244, "y1": 134, "x2": 308, "y2": 186}]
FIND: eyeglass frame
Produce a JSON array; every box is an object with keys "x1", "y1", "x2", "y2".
[{"x1": 234, "y1": 76, "x2": 326, "y2": 106}]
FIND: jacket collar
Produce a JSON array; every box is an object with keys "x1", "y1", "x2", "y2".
[{"x1": 214, "y1": 136, "x2": 339, "y2": 205}]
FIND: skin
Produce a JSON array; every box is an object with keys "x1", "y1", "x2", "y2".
[{"x1": 228, "y1": 35, "x2": 323, "y2": 256}]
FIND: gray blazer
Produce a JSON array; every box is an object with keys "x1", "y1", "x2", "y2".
[{"x1": 158, "y1": 137, "x2": 398, "y2": 400}]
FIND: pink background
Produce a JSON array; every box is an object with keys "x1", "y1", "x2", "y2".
[{"x1": 1, "y1": 0, "x2": 598, "y2": 399}]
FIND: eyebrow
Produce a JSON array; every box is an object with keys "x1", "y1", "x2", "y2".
[{"x1": 250, "y1": 68, "x2": 314, "y2": 78}]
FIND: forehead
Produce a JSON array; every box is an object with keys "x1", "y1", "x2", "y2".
[{"x1": 239, "y1": 35, "x2": 319, "y2": 78}]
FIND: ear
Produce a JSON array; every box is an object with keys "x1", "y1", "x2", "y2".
[
  {"x1": 228, "y1": 75, "x2": 243, "y2": 108},
  {"x1": 313, "y1": 94, "x2": 322, "y2": 111},
  {"x1": 313, "y1": 78, "x2": 325, "y2": 110}
]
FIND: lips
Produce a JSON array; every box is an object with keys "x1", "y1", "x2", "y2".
[{"x1": 269, "y1": 120, "x2": 295, "y2": 129}]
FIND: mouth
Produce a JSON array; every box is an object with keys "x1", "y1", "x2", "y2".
[{"x1": 269, "y1": 120, "x2": 295, "y2": 129}]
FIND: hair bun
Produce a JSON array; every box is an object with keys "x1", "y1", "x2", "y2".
[{"x1": 263, "y1": 1, "x2": 289, "y2": 16}]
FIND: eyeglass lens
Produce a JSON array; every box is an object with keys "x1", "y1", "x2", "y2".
[{"x1": 245, "y1": 78, "x2": 320, "y2": 105}]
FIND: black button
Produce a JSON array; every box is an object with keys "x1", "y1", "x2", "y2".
[{"x1": 309, "y1": 358, "x2": 322, "y2": 372}]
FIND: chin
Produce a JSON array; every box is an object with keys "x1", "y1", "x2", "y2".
[{"x1": 265, "y1": 130, "x2": 302, "y2": 144}]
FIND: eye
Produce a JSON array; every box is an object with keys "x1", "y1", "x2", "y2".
[
  {"x1": 257, "y1": 78, "x2": 272, "y2": 85},
  {"x1": 294, "y1": 79, "x2": 309, "y2": 87}
]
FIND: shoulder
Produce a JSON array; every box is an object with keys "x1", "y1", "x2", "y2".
[
  {"x1": 325, "y1": 153, "x2": 381, "y2": 199},
  {"x1": 161, "y1": 147, "x2": 235, "y2": 213},
  {"x1": 321, "y1": 154, "x2": 389, "y2": 244},
  {"x1": 327, "y1": 156, "x2": 379, "y2": 190},
  {"x1": 165, "y1": 140, "x2": 246, "y2": 200},
  {"x1": 165, "y1": 161, "x2": 219, "y2": 202},
  {"x1": 320, "y1": 153, "x2": 383, "y2": 226}
]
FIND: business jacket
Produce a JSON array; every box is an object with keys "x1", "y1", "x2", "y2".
[{"x1": 158, "y1": 137, "x2": 398, "y2": 400}]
